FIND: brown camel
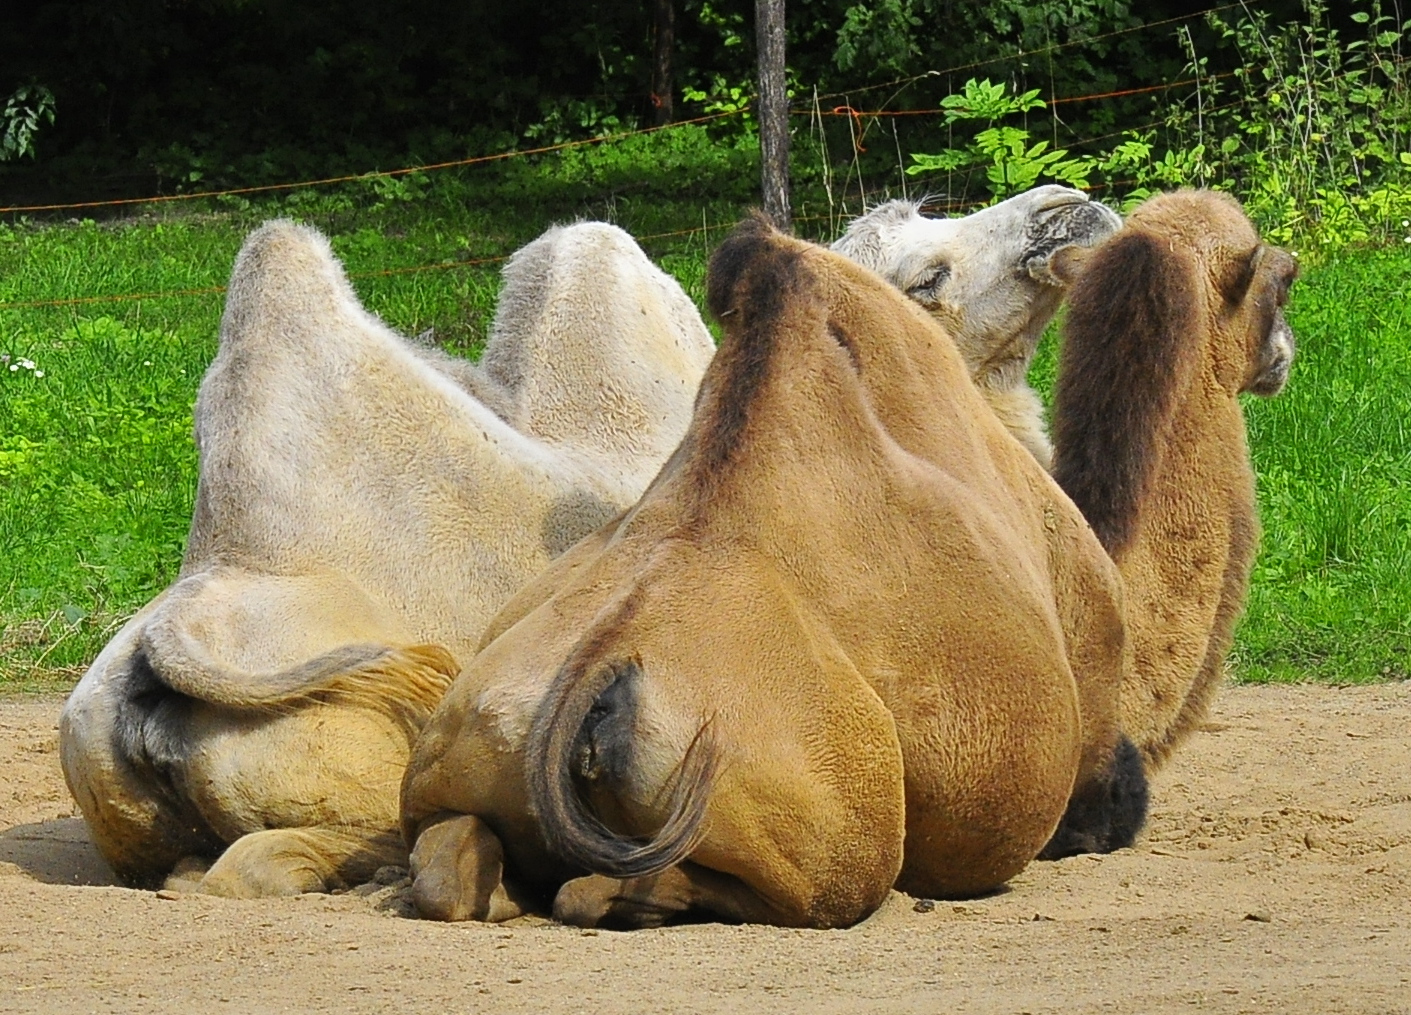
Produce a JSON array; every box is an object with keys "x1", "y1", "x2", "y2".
[
  {"x1": 399, "y1": 215, "x2": 1140, "y2": 929},
  {"x1": 1049, "y1": 189, "x2": 1298, "y2": 772}
]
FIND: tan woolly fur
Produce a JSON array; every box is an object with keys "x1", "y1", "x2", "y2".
[
  {"x1": 399, "y1": 215, "x2": 1135, "y2": 929},
  {"x1": 1051, "y1": 189, "x2": 1298, "y2": 770}
]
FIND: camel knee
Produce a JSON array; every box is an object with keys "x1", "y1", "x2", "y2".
[{"x1": 408, "y1": 813, "x2": 527, "y2": 922}]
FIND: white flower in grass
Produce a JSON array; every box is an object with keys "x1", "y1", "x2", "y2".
[
  {"x1": 143, "y1": 360, "x2": 152, "y2": 367},
  {"x1": 6, "y1": 364, "x2": 15, "y2": 372},
  {"x1": 34, "y1": 370, "x2": 44, "y2": 378}
]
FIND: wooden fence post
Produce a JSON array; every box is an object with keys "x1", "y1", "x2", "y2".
[
  {"x1": 651, "y1": 0, "x2": 675, "y2": 126},
  {"x1": 756, "y1": 0, "x2": 791, "y2": 230}
]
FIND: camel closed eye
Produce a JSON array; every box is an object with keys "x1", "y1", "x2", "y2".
[{"x1": 907, "y1": 264, "x2": 950, "y2": 303}]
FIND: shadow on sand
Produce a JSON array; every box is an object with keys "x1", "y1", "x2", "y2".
[{"x1": 0, "y1": 817, "x2": 120, "y2": 886}]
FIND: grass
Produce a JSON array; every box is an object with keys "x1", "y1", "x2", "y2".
[{"x1": 1, "y1": 184, "x2": 1409, "y2": 690}]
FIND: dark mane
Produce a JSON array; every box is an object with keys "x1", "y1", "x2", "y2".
[
  {"x1": 687, "y1": 214, "x2": 805, "y2": 490},
  {"x1": 1051, "y1": 228, "x2": 1201, "y2": 558}
]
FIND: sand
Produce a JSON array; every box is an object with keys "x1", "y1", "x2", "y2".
[{"x1": 1, "y1": 683, "x2": 1408, "y2": 1014}]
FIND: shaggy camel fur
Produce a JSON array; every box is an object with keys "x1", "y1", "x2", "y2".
[
  {"x1": 1050, "y1": 190, "x2": 1298, "y2": 770},
  {"x1": 59, "y1": 218, "x2": 716, "y2": 896},
  {"x1": 400, "y1": 216, "x2": 1141, "y2": 930},
  {"x1": 832, "y1": 185, "x2": 1122, "y2": 468}
]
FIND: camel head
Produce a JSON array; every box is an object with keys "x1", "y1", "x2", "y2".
[
  {"x1": 831, "y1": 185, "x2": 1122, "y2": 390},
  {"x1": 1049, "y1": 189, "x2": 1299, "y2": 771},
  {"x1": 1120, "y1": 190, "x2": 1298, "y2": 398}
]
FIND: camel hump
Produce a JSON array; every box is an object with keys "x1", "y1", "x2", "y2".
[
  {"x1": 1051, "y1": 227, "x2": 1202, "y2": 557},
  {"x1": 704, "y1": 212, "x2": 794, "y2": 322},
  {"x1": 525, "y1": 598, "x2": 716, "y2": 879},
  {"x1": 135, "y1": 570, "x2": 456, "y2": 727},
  {"x1": 220, "y1": 219, "x2": 360, "y2": 346},
  {"x1": 478, "y1": 220, "x2": 715, "y2": 469}
]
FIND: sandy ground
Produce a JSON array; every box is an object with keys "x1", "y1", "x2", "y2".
[{"x1": 1, "y1": 684, "x2": 1408, "y2": 1015}]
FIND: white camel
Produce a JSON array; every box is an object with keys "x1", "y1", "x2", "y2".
[
  {"x1": 832, "y1": 185, "x2": 1123, "y2": 467},
  {"x1": 59, "y1": 219, "x2": 716, "y2": 897}
]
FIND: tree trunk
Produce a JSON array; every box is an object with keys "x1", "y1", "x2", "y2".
[
  {"x1": 755, "y1": 0, "x2": 790, "y2": 230},
  {"x1": 650, "y1": 0, "x2": 675, "y2": 126}
]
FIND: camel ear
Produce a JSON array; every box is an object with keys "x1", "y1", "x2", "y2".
[
  {"x1": 1219, "y1": 244, "x2": 1264, "y2": 305},
  {"x1": 1033, "y1": 244, "x2": 1096, "y2": 287}
]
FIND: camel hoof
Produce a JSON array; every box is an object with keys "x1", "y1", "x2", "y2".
[
  {"x1": 552, "y1": 874, "x2": 686, "y2": 930},
  {"x1": 409, "y1": 814, "x2": 524, "y2": 922}
]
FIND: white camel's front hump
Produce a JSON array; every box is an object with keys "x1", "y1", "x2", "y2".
[{"x1": 59, "y1": 216, "x2": 716, "y2": 896}]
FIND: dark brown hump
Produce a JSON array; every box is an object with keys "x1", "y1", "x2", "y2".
[
  {"x1": 1051, "y1": 228, "x2": 1201, "y2": 558},
  {"x1": 690, "y1": 214, "x2": 806, "y2": 487}
]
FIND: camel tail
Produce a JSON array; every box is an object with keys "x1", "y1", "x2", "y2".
[
  {"x1": 137, "y1": 603, "x2": 456, "y2": 735},
  {"x1": 526, "y1": 623, "x2": 716, "y2": 879}
]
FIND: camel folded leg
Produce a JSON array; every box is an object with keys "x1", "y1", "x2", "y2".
[
  {"x1": 408, "y1": 813, "x2": 537, "y2": 922},
  {"x1": 192, "y1": 826, "x2": 406, "y2": 898},
  {"x1": 552, "y1": 862, "x2": 810, "y2": 929}
]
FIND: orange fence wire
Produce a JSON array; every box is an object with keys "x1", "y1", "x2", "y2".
[
  {"x1": 0, "y1": 111, "x2": 744, "y2": 217},
  {"x1": 800, "y1": 72, "x2": 1235, "y2": 123},
  {"x1": 0, "y1": 2, "x2": 1260, "y2": 220}
]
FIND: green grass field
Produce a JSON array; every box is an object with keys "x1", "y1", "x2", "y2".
[{"x1": 1, "y1": 193, "x2": 1408, "y2": 689}]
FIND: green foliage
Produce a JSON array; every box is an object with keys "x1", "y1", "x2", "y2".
[
  {"x1": 0, "y1": 311, "x2": 207, "y2": 674},
  {"x1": 896, "y1": 1, "x2": 1411, "y2": 238},
  {"x1": 834, "y1": 0, "x2": 922, "y2": 74},
  {"x1": 905, "y1": 79, "x2": 1098, "y2": 199},
  {"x1": 1158, "y1": 0, "x2": 1411, "y2": 247},
  {"x1": 681, "y1": 77, "x2": 754, "y2": 118},
  {"x1": 1234, "y1": 248, "x2": 1411, "y2": 682},
  {"x1": 501, "y1": 122, "x2": 759, "y2": 206},
  {"x1": 1, "y1": 83, "x2": 55, "y2": 162},
  {"x1": 525, "y1": 99, "x2": 637, "y2": 146}
]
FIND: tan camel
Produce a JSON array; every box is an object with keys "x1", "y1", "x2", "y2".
[
  {"x1": 1049, "y1": 189, "x2": 1298, "y2": 771},
  {"x1": 832, "y1": 185, "x2": 1122, "y2": 468},
  {"x1": 58, "y1": 218, "x2": 716, "y2": 896},
  {"x1": 400, "y1": 215, "x2": 1140, "y2": 929}
]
